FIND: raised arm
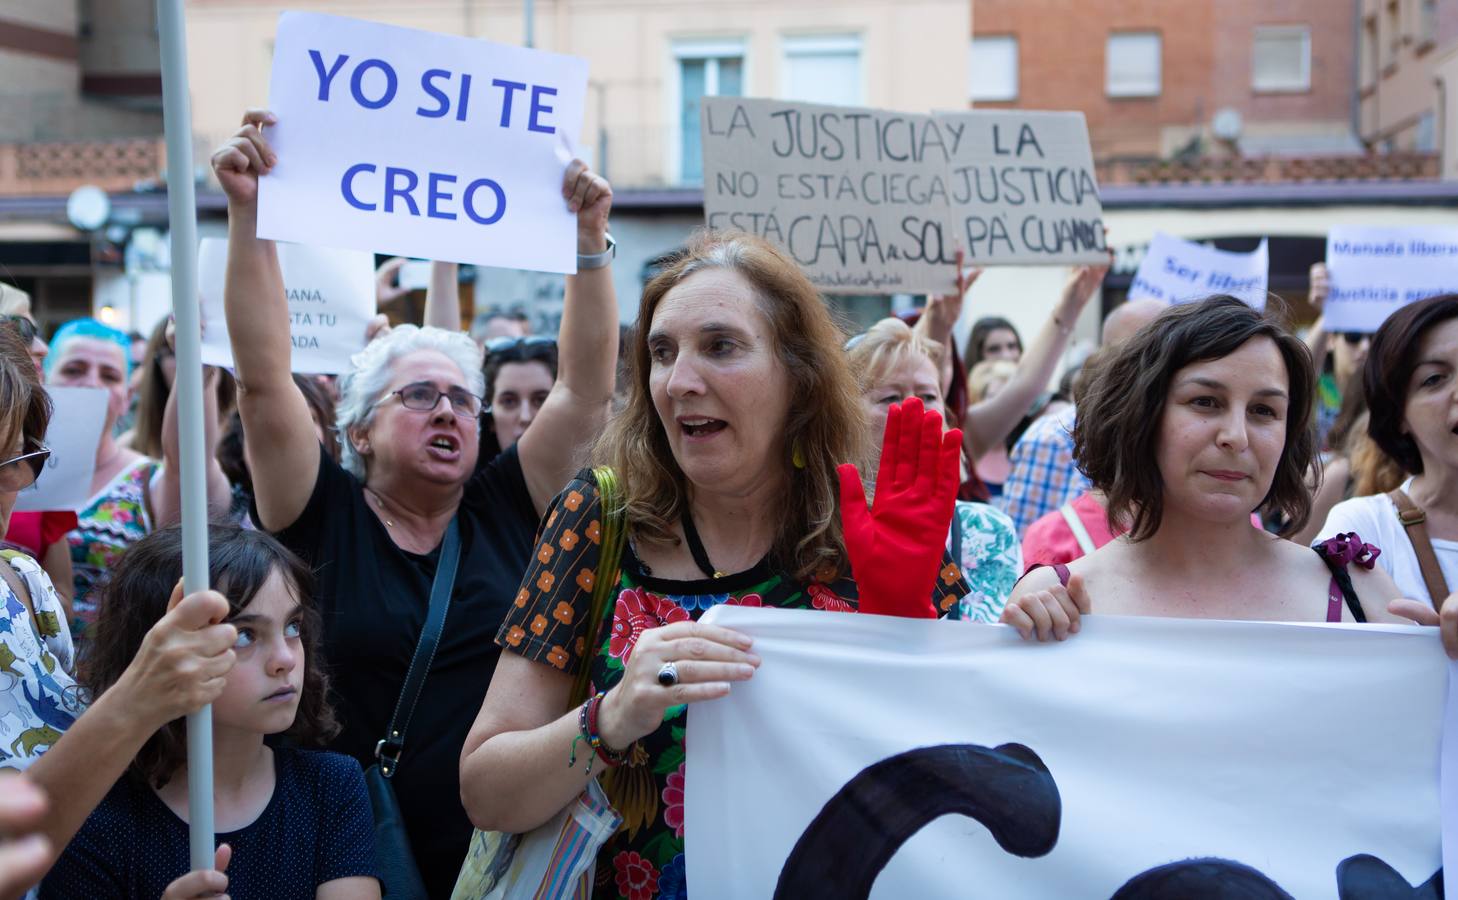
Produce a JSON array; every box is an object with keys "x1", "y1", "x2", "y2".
[
  {"x1": 210, "y1": 109, "x2": 322, "y2": 531},
  {"x1": 423, "y1": 261, "x2": 462, "y2": 331},
  {"x1": 515, "y1": 161, "x2": 618, "y2": 514},
  {"x1": 913, "y1": 250, "x2": 980, "y2": 395},
  {"x1": 155, "y1": 363, "x2": 233, "y2": 528},
  {"x1": 962, "y1": 264, "x2": 1106, "y2": 459}
]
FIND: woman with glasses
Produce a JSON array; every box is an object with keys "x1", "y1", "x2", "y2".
[
  {"x1": 212, "y1": 108, "x2": 619, "y2": 895},
  {"x1": 0, "y1": 284, "x2": 48, "y2": 379}
]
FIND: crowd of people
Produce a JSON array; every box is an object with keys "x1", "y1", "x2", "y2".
[{"x1": 0, "y1": 105, "x2": 1455, "y2": 900}]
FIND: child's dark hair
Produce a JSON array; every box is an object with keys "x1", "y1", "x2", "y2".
[{"x1": 81, "y1": 525, "x2": 338, "y2": 788}]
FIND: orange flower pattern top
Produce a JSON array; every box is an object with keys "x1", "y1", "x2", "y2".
[{"x1": 496, "y1": 472, "x2": 968, "y2": 900}]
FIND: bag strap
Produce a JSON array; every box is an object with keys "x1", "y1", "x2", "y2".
[
  {"x1": 376, "y1": 516, "x2": 461, "y2": 777},
  {"x1": 569, "y1": 467, "x2": 628, "y2": 709},
  {"x1": 1058, "y1": 503, "x2": 1097, "y2": 555},
  {"x1": 1388, "y1": 489, "x2": 1449, "y2": 610}
]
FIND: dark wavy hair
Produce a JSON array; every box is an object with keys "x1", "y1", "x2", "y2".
[
  {"x1": 480, "y1": 338, "x2": 559, "y2": 460},
  {"x1": 1364, "y1": 294, "x2": 1458, "y2": 475},
  {"x1": 1074, "y1": 295, "x2": 1316, "y2": 540},
  {"x1": 80, "y1": 525, "x2": 338, "y2": 788}
]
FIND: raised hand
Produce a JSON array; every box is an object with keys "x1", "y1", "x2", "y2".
[
  {"x1": 838, "y1": 397, "x2": 962, "y2": 618},
  {"x1": 562, "y1": 159, "x2": 612, "y2": 254},
  {"x1": 209, "y1": 109, "x2": 277, "y2": 209}
]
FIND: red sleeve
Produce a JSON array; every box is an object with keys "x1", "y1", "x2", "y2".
[{"x1": 40, "y1": 511, "x2": 80, "y2": 548}]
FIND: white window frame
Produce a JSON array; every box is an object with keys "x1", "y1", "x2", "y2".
[
  {"x1": 1105, "y1": 31, "x2": 1162, "y2": 98},
  {"x1": 668, "y1": 38, "x2": 748, "y2": 185},
  {"x1": 1252, "y1": 25, "x2": 1312, "y2": 93},
  {"x1": 778, "y1": 33, "x2": 864, "y2": 105},
  {"x1": 970, "y1": 35, "x2": 1019, "y2": 102}
]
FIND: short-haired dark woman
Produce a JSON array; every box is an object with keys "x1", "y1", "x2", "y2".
[
  {"x1": 1316, "y1": 294, "x2": 1458, "y2": 608},
  {"x1": 1003, "y1": 295, "x2": 1416, "y2": 641}
]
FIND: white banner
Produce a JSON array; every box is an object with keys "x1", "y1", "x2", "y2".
[
  {"x1": 685, "y1": 607, "x2": 1444, "y2": 898},
  {"x1": 197, "y1": 238, "x2": 376, "y2": 375},
  {"x1": 1325, "y1": 226, "x2": 1458, "y2": 333},
  {"x1": 257, "y1": 11, "x2": 588, "y2": 274},
  {"x1": 939, "y1": 110, "x2": 1106, "y2": 266},
  {"x1": 15, "y1": 387, "x2": 107, "y2": 512},
  {"x1": 1128, "y1": 232, "x2": 1270, "y2": 309}
]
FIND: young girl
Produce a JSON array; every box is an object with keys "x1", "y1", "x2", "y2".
[{"x1": 40, "y1": 525, "x2": 379, "y2": 899}]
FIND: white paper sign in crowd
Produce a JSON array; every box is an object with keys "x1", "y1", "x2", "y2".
[
  {"x1": 257, "y1": 12, "x2": 589, "y2": 274},
  {"x1": 939, "y1": 110, "x2": 1106, "y2": 266},
  {"x1": 1324, "y1": 226, "x2": 1458, "y2": 333},
  {"x1": 197, "y1": 238, "x2": 376, "y2": 375},
  {"x1": 685, "y1": 607, "x2": 1444, "y2": 898},
  {"x1": 1128, "y1": 232, "x2": 1270, "y2": 309},
  {"x1": 15, "y1": 387, "x2": 107, "y2": 512}
]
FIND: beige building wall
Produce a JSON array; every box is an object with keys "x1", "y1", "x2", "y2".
[
  {"x1": 1358, "y1": 0, "x2": 1458, "y2": 150},
  {"x1": 1438, "y1": 43, "x2": 1458, "y2": 178},
  {"x1": 184, "y1": 0, "x2": 969, "y2": 187}
]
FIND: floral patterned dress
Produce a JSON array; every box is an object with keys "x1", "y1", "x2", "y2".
[
  {"x1": 67, "y1": 458, "x2": 156, "y2": 638},
  {"x1": 946, "y1": 500, "x2": 1022, "y2": 624},
  {"x1": 0, "y1": 550, "x2": 79, "y2": 773},
  {"x1": 497, "y1": 473, "x2": 967, "y2": 900}
]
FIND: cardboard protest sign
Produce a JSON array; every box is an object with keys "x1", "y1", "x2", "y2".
[
  {"x1": 257, "y1": 12, "x2": 588, "y2": 274},
  {"x1": 15, "y1": 387, "x2": 107, "y2": 512},
  {"x1": 686, "y1": 607, "x2": 1443, "y2": 897},
  {"x1": 936, "y1": 110, "x2": 1106, "y2": 265},
  {"x1": 198, "y1": 238, "x2": 375, "y2": 375},
  {"x1": 1324, "y1": 226, "x2": 1458, "y2": 333},
  {"x1": 700, "y1": 97, "x2": 960, "y2": 295},
  {"x1": 1128, "y1": 232, "x2": 1270, "y2": 309}
]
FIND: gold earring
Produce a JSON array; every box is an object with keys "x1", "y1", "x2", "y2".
[{"x1": 792, "y1": 439, "x2": 806, "y2": 469}]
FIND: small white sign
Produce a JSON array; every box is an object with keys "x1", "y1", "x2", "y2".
[
  {"x1": 15, "y1": 387, "x2": 107, "y2": 512},
  {"x1": 256, "y1": 11, "x2": 589, "y2": 274},
  {"x1": 1324, "y1": 226, "x2": 1458, "y2": 332},
  {"x1": 1128, "y1": 232, "x2": 1270, "y2": 309},
  {"x1": 198, "y1": 238, "x2": 377, "y2": 375}
]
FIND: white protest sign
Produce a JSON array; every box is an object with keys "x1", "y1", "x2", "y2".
[
  {"x1": 257, "y1": 12, "x2": 588, "y2": 274},
  {"x1": 1128, "y1": 232, "x2": 1270, "y2": 309},
  {"x1": 686, "y1": 607, "x2": 1443, "y2": 898},
  {"x1": 1324, "y1": 226, "x2": 1458, "y2": 333},
  {"x1": 701, "y1": 97, "x2": 960, "y2": 295},
  {"x1": 937, "y1": 110, "x2": 1106, "y2": 265},
  {"x1": 15, "y1": 387, "x2": 107, "y2": 512},
  {"x1": 197, "y1": 238, "x2": 375, "y2": 375}
]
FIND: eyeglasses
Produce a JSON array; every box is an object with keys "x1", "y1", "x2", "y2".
[
  {"x1": 1, "y1": 316, "x2": 36, "y2": 345},
  {"x1": 1339, "y1": 331, "x2": 1370, "y2": 346},
  {"x1": 483, "y1": 335, "x2": 556, "y2": 354},
  {"x1": 0, "y1": 446, "x2": 49, "y2": 493},
  {"x1": 384, "y1": 382, "x2": 482, "y2": 418}
]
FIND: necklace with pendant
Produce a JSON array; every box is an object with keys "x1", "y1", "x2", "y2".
[
  {"x1": 680, "y1": 506, "x2": 727, "y2": 579},
  {"x1": 366, "y1": 487, "x2": 396, "y2": 528}
]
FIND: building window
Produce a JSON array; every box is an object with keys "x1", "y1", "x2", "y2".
[
  {"x1": 1384, "y1": 0, "x2": 1401, "y2": 67},
  {"x1": 970, "y1": 36, "x2": 1019, "y2": 102},
  {"x1": 674, "y1": 39, "x2": 745, "y2": 184},
  {"x1": 1252, "y1": 26, "x2": 1311, "y2": 92},
  {"x1": 1416, "y1": 111, "x2": 1437, "y2": 152},
  {"x1": 1420, "y1": 0, "x2": 1439, "y2": 43},
  {"x1": 1106, "y1": 32, "x2": 1161, "y2": 97},
  {"x1": 781, "y1": 34, "x2": 862, "y2": 106}
]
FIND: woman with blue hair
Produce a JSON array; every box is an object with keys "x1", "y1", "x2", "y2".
[{"x1": 46, "y1": 318, "x2": 230, "y2": 636}]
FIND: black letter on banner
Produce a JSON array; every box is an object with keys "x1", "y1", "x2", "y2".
[
  {"x1": 1111, "y1": 860, "x2": 1294, "y2": 899},
  {"x1": 1335, "y1": 855, "x2": 1442, "y2": 900},
  {"x1": 773, "y1": 743, "x2": 1061, "y2": 899}
]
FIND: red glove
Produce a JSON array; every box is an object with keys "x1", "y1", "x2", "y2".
[{"x1": 838, "y1": 397, "x2": 962, "y2": 618}]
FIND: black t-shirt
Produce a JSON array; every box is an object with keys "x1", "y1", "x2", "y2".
[
  {"x1": 40, "y1": 748, "x2": 377, "y2": 899},
  {"x1": 261, "y1": 443, "x2": 539, "y2": 898}
]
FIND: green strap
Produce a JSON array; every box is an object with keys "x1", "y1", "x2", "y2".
[{"x1": 569, "y1": 466, "x2": 627, "y2": 708}]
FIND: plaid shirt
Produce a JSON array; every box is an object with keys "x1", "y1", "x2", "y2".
[{"x1": 996, "y1": 405, "x2": 1090, "y2": 538}]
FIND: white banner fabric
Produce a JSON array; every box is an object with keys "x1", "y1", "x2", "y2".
[{"x1": 685, "y1": 607, "x2": 1444, "y2": 899}]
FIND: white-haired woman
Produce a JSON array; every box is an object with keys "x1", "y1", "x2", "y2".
[{"x1": 212, "y1": 109, "x2": 619, "y2": 895}]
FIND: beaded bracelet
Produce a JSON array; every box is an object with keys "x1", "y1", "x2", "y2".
[
  {"x1": 586, "y1": 691, "x2": 630, "y2": 768},
  {"x1": 568, "y1": 691, "x2": 630, "y2": 772}
]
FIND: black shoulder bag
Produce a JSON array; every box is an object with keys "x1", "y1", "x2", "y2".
[{"x1": 365, "y1": 516, "x2": 461, "y2": 900}]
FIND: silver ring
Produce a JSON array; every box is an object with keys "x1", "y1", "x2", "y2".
[{"x1": 656, "y1": 661, "x2": 679, "y2": 687}]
